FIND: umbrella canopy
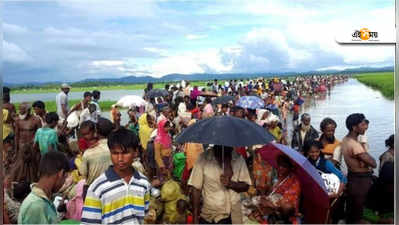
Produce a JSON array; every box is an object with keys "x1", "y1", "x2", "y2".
[
  {"x1": 176, "y1": 116, "x2": 275, "y2": 147},
  {"x1": 146, "y1": 89, "x2": 169, "y2": 98},
  {"x1": 212, "y1": 96, "x2": 235, "y2": 105},
  {"x1": 116, "y1": 95, "x2": 146, "y2": 108},
  {"x1": 236, "y1": 96, "x2": 265, "y2": 109},
  {"x1": 258, "y1": 143, "x2": 330, "y2": 224}
]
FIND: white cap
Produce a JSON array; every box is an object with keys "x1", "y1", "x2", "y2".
[{"x1": 61, "y1": 83, "x2": 71, "y2": 89}]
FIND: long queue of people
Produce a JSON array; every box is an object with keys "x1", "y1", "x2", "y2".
[{"x1": 2, "y1": 75, "x2": 394, "y2": 224}]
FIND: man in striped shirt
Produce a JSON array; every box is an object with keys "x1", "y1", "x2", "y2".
[{"x1": 81, "y1": 128, "x2": 151, "y2": 224}]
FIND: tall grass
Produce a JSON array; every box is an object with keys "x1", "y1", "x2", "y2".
[
  {"x1": 355, "y1": 72, "x2": 394, "y2": 100},
  {"x1": 15, "y1": 100, "x2": 117, "y2": 113}
]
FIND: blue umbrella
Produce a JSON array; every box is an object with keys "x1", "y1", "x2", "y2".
[{"x1": 236, "y1": 96, "x2": 265, "y2": 109}]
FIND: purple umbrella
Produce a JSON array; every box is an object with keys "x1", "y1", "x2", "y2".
[{"x1": 258, "y1": 143, "x2": 330, "y2": 224}]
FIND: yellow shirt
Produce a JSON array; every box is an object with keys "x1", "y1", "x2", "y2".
[{"x1": 188, "y1": 150, "x2": 252, "y2": 223}]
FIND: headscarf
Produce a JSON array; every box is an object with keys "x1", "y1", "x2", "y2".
[
  {"x1": 155, "y1": 119, "x2": 172, "y2": 149},
  {"x1": 138, "y1": 113, "x2": 154, "y2": 150},
  {"x1": 190, "y1": 86, "x2": 201, "y2": 100}
]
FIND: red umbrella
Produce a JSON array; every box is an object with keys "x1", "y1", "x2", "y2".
[{"x1": 258, "y1": 143, "x2": 330, "y2": 224}]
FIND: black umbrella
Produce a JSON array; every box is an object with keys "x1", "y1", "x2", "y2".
[
  {"x1": 146, "y1": 89, "x2": 169, "y2": 98},
  {"x1": 176, "y1": 116, "x2": 275, "y2": 147},
  {"x1": 212, "y1": 96, "x2": 235, "y2": 105}
]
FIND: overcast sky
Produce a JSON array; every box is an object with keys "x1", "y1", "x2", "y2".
[{"x1": 4, "y1": 0, "x2": 395, "y2": 83}]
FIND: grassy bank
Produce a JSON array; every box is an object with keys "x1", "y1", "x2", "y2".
[
  {"x1": 10, "y1": 81, "x2": 208, "y2": 94},
  {"x1": 15, "y1": 100, "x2": 116, "y2": 113},
  {"x1": 355, "y1": 72, "x2": 394, "y2": 100}
]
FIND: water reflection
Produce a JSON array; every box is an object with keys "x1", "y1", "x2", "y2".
[{"x1": 286, "y1": 79, "x2": 394, "y2": 171}]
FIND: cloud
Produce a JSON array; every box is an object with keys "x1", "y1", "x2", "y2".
[
  {"x1": 56, "y1": 0, "x2": 160, "y2": 19},
  {"x1": 186, "y1": 34, "x2": 208, "y2": 40},
  {"x1": 2, "y1": 0, "x2": 394, "y2": 83},
  {"x1": 3, "y1": 41, "x2": 32, "y2": 63},
  {"x1": 4, "y1": 23, "x2": 28, "y2": 35}
]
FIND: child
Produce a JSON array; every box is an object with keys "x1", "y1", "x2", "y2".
[
  {"x1": 175, "y1": 199, "x2": 192, "y2": 224},
  {"x1": 34, "y1": 112, "x2": 59, "y2": 155},
  {"x1": 81, "y1": 128, "x2": 151, "y2": 224},
  {"x1": 77, "y1": 120, "x2": 97, "y2": 153}
]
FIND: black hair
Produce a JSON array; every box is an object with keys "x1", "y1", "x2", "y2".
[
  {"x1": 83, "y1": 91, "x2": 92, "y2": 98},
  {"x1": 205, "y1": 97, "x2": 212, "y2": 104},
  {"x1": 320, "y1": 117, "x2": 337, "y2": 131},
  {"x1": 45, "y1": 112, "x2": 59, "y2": 124},
  {"x1": 107, "y1": 127, "x2": 139, "y2": 152},
  {"x1": 303, "y1": 140, "x2": 324, "y2": 157},
  {"x1": 165, "y1": 84, "x2": 170, "y2": 90},
  {"x1": 80, "y1": 120, "x2": 96, "y2": 132},
  {"x1": 385, "y1": 134, "x2": 394, "y2": 149},
  {"x1": 147, "y1": 83, "x2": 153, "y2": 92},
  {"x1": 301, "y1": 113, "x2": 311, "y2": 121},
  {"x1": 222, "y1": 104, "x2": 228, "y2": 108},
  {"x1": 345, "y1": 113, "x2": 366, "y2": 131},
  {"x1": 88, "y1": 103, "x2": 97, "y2": 110},
  {"x1": 13, "y1": 181, "x2": 31, "y2": 202},
  {"x1": 3, "y1": 86, "x2": 10, "y2": 95},
  {"x1": 38, "y1": 151, "x2": 70, "y2": 177},
  {"x1": 231, "y1": 106, "x2": 244, "y2": 113},
  {"x1": 32, "y1": 100, "x2": 45, "y2": 110},
  {"x1": 276, "y1": 154, "x2": 294, "y2": 170},
  {"x1": 3, "y1": 93, "x2": 10, "y2": 103},
  {"x1": 92, "y1": 90, "x2": 100, "y2": 100},
  {"x1": 96, "y1": 117, "x2": 114, "y2": 137}
]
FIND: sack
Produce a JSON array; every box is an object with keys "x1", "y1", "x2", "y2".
[
  {"x1": 318, "y1": 171, "x2": 340, "y2": 194},
  {"x1": 161, "y1": 180, "x2": 186, "y2": 223},
  {"x1": 161, "y1": 180, "x2": 182, "y2": 202},
  {"x1": 66, "y1": 111, "x2": 80, "y2": 128}
]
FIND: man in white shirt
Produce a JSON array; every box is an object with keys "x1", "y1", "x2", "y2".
[{"x1": 56, "y1": 83, "x2": 70, "y2": 121}]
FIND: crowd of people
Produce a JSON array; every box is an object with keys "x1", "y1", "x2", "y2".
[{"x1": 2, "y1": 75, "x2": 394, "y2": 224}]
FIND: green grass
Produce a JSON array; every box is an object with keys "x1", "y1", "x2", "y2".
[
  {"x1": 15, "y1": 100, "x2": 117, "y2": 113},
  {"x1": 10, "y1": 81, "x2": 209, "y2": 94},
  {"x1": 355, "y1": 72, "x2": 394, "y2": 100}
]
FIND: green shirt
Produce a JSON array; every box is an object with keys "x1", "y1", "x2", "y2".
[
  {"x1": 34, "y1": 127, "x2": 58, "y2": 155},
  {"x1": 18, "y1": 185, "x2": 58, "y2": 224}
]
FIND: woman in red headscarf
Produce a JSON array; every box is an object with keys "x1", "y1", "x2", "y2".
[{"x1": 154, "y1": 119, "x2": 173, "y2": 182}]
